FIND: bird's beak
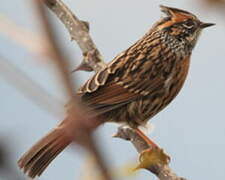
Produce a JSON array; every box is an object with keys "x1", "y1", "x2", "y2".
[{"x1": 200, "y1": 22, "x2": 215, "y2": 29}]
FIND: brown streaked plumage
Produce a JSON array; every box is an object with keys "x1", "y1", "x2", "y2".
[{"x1": 18, "y1": 5, "x2": 214, "y2": 178}]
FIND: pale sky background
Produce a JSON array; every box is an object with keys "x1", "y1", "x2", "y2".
[{"x1": 0, "y1": 0, "x2": 225, "y2": 180}]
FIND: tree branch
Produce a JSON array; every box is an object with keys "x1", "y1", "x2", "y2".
[
  {"x1": 114, "y1": 126, "x2": 187, "y2": 180},
  {"x1": 43, "y1": 0, "x2": 106, "y2": 72}
]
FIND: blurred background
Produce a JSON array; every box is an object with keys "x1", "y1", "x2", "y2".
[{"x1": 0, "y1": 0, "x2": 225, "y2": 180}]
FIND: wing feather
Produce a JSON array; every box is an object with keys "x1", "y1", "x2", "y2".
[{"x1": 76, "y1": 31, "x2": 173, "y2": 115}]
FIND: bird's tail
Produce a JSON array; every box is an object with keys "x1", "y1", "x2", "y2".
[{"x1": 18, "y1": 126, "x2": 72, "y2": 178}]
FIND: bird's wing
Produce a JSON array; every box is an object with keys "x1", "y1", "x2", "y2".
[
  {"x1": 77, "y1": 52, "x2": 141, "y2": 114},
  {"x1": 77, "y1": 33, "x2": 170, "y2": 114}
]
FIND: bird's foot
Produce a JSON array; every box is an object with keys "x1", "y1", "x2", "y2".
[
  {"x1": 112, "y1": 126, "x2": 170, "y2": 170},
  {"x1": 133, "y1": 128, "x2": 170, "y2": 170},
  {"x1": 135, "y1": 147, "x2": 170, "y2": 170}
]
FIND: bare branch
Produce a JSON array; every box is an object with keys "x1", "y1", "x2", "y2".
[
  {"x1": 43, "y1": 0, "x2": 106, "y2": 72},
  {"x1": 114, "y1": 127, "x2": 187, "y2": 180}
]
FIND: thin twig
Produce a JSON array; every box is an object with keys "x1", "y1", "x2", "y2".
[{"x1": 114, "y1": 127, "x2": 187, "y2": 180}]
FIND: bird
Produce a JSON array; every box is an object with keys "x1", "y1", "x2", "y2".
[{"x1": 18, "y1": 5, "x2": 214, "y2": 178}]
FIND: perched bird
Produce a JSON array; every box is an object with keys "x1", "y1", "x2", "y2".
[{"x1": 18, "y1": 5, "x2": 214, "y2": 178}]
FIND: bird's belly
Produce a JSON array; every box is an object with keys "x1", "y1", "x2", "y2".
[{"x1": 124, "y1": 83, "x2": 182, "y2": 127}]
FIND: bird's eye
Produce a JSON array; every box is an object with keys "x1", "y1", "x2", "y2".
[{"x1": 183, "y1": 20, "x2": 195, "y2": 29}]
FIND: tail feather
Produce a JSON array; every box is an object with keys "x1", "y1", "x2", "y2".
[
  {"x1": 18, "y1": 127, "x2": 71, "y2": 178},
  {"x1": 37, "y1": 136, "x2": 70, "y2": 177},
  {"x1": 26, "y1": 139, "x2": 59, "y2": 177}
]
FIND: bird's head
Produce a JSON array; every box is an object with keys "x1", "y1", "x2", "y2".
[{"x1": 155, "y1": 5, "x2": 215, "y2": 49}]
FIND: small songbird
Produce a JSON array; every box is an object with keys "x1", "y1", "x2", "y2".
[{"x1": 18, "y1": 5, "x2": 214, "y2": 178}]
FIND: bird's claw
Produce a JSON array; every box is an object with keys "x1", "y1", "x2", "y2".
[{"x1": 135, "y1": 147, "x2": 170, "y2": 170}]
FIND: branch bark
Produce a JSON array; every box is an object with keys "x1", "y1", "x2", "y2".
[
  {"x1": 43, "y1": 0, "x2": 106, "y2": 72},
  {"x1": 114, "y1": 127, "x2": 187, "y2": 180}
]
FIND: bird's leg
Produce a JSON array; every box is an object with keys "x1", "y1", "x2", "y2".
[
  {"x1": 134, "y1": 128, "x2": 159, "y2": 149},
  {"x1": 134, "y1": 127, "x2": 159, "y2": 164},
  {"x1": 133, "y1": 128, "x2": 171, "y2": 170},
  {"x1": 114, "y1": 126, "x2": 170, "y2": 170}
]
